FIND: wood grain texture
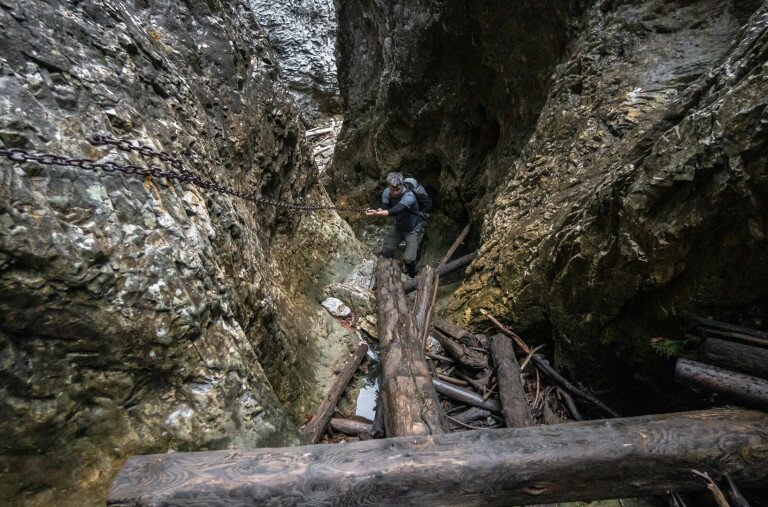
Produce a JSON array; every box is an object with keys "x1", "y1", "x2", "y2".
[
  {"x1": 375, "y1": 259, "x2": 446, "y2": 436},
  {"x1": 300, "y1": 342, "x2": 369, "y2": 444},
  {"x1": 676, "y1": 358, "x2": 768, "y2": 410},
  {"x1": 108, "y1": 409, "x2": 768, "y2": 506},
  {"x1": 702, "y1": 338, "x2": 768, "y2": 378},
  {"x1": 491, "y1": 333, "x2": 534, "y2": 427},
  {"x1": 434, "y1": 329, "x2": 488, "y2": 369}
]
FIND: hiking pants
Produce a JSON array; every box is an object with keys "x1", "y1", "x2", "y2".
[{"x1": 382, "y1": 225, "x2": 424, "y2": 265}]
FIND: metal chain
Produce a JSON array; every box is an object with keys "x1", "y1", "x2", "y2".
[{"x1": 0, "y1": 134, "x2": 367, "y2": 213}]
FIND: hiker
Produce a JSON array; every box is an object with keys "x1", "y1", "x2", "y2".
[{"x1": 365, "y1": 172, "x2": 426, "y2": 277}]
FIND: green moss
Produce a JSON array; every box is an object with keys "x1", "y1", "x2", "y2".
[{"x1": 649, "y1": 337, "x2": 685, "y2": 358}]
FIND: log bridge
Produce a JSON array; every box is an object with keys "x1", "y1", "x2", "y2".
[{"x1": 108, "y1": 252, "x2": 768, "y2": 504}]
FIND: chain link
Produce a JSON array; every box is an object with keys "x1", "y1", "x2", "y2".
[{"x1": 0, "y1": 135, "x2": 367, "y2": 213}]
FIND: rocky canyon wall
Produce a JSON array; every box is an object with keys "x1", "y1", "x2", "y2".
[
  {"x1": 0, "y1": 0, "x2": 364, "y2": 504},
  {"x1": 249, "y1": 0, "x2": 340, "y2": 123},
  {"x1": 333, "y1": 0, "x2": 768, "y2": 407}
]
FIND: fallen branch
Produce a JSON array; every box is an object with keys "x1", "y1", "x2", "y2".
[
  {"x1": 403, "y1": 251, "x2": 478, "y2": 294},
  {"x1": 480, "y1": 309, "x2": 619, "y2": 418},
  {"x1": 301, "y1": 342, "x2": 369, "y2": 444},
  {"x1": 433, "y1": 329, "x2": 488, "y2": 369},
  {"x1": 438, "y1": 224, "x2": 471, "y2": 269},
  {"x1": 329, "y1": 418, "x2": 373, "y2": 439},
  {"x1": 305, "y1": 126, "x2": 334, "y2": 138},
  {"x1": 701, "y1": 338, "x2": 768, "y2": 378},
  {"x1": 433, "y1": 378, "x2": 501, "y2": 413}
]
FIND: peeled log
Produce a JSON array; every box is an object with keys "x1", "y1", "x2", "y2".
[
  {"x1": 701, "y1": 338, "x2": 768, "y2": 379},
  {"x1": 675, "y1": 358, "x2": 768, "y2": 410},
  {"x1": 375, "y1": 259, "x2": 445, "y2": 436},
  {"x1": 109, "y1": 409, "x2": 768, "y2": 506}
]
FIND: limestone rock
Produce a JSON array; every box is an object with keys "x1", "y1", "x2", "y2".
[
  {"x1": 0, "y1": 0, "x2": 364, "y2": 504},
  {"x1": 321, "y1": 297, "x2": 352, "y2": 317},
  {"x1": 249, "y1": 0, "x2": 340, "y2": 123}
]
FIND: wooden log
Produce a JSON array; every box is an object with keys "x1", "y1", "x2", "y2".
[
  {"x1": 558, "y1": 388, "x2": 583, "y2": 421},
  {"x1": 305, "y1": 126, "x2": 334, "y2": 138},
  {"x1": 433, "y1": 316, "x2": 479, "y2": 346},
  {"x1": 329, "y1": 418, "x2": 373, "y2": 438},
  {"x1": 693, "y1": 316, "x2": 768, "y2": 344},
  {"x1": 301, "y1": 342, "x2": 369, "y2": 444},
  {"x1": 412, "y1": 265, "x2": 438, "y2": 350},
  {"x1": 403, "y1": 251, "x2": 478, "y2": 294},
  {"x1": 490, "y1": 333, "x2": 534, "y2": 428},
  {"x1": 434, "y1": 329, "x2": 488, "y2": 369},
  {"x1": 433, "y1": 378, "x2": 501, "y2": 413},
  {"x1": 702, "y1": 338, "x2": 768, "y2": 378},
  {"x1": 450, "y1": 406, "x2": 491, "y2": 424},
  {"x1": 375, "y1": 259, "x2": 446, "y2": 436},
  {"x1": 675, "y1": 358, "x2": 768, "y2": 410},
  {"x1": 108, "y1": 409, "x2": 768, "y2": 506},
  {"x1": 438, "y1": 223, "x2": 471, "y2": 269}
]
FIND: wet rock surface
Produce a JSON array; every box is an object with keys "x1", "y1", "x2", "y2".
[
  {"x1": 249, "y1": 0, "x2": 340, "y2": 123},
  {"x1": 331, "y1": 0, "x2": 768, "y2": 410},
  {"x1": 0, "y1": 0, "x2": 364, "y2": 504}
]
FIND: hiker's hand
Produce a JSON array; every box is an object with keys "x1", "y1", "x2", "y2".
[{"x1": 365, "y1": 208, "x2": 387, "y2": 217}]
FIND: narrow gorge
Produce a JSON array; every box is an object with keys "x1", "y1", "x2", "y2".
[{"x1": 1, "y1": 0, "x2": 767, "y2": 504}]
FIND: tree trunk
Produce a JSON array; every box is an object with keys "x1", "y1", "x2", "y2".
[
  {"x1": 375, "y1": 259, "x2": 445, "y2": 436},
  {"x1": 490, "y1": 333, "x2": 534, "y2": 427},
  {"x1": 301, "y1": 342, "x2": 369, "y2": 444},
  {"x1": 675, "y1": 358, "x2": 768, "y2": 410},
  {"x1": 109, "y1": 409, "x2": 768, "y2": 506},
  {"x1": 701, "y1": 338, "x2": 768, "y2": 378}
]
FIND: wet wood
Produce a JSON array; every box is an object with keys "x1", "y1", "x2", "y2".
[
  {"x1": 403, "y1": 251, "x2": 478, "y2": 294},
  {"x1": 375, "y1": 259, "x2": 446, "y2": 436},
  {"x1": 558, "y1": 388, "x2": 583, "y2": 421},
  {"x1": 300, "y1": 342, "x2": 369, "y2": 444},
  {"x1": 433, "y1": 316, "x2": 480, "y2": 346},
  {"x1": 109, "y1": 409, "x2": 768, "y2": 506},
  {"x1": 433, "y1": 378, "x2": 501, "y2": 413},
  {"x1": 450, "y1": 407, "x2": 491, "y2": 425},
  {"x1": 434, "y1": 329, "x2": 488, "y2": 369},
  {"x1": 371, "y1": 389, "x2": 385, "y2": 438},
  {"x1": 329, "y1": 418, "x2": 373, "y2": 438},
  {"x1": 481, "y1": 309, "x2": 619, "y2": 418},
  {"x1": 675, "y1": 358, "x2": 768, "y2": 410},
  {"x1": 412, "y1": 265, "x2": 438, "y2": 349},
  {"x1": 490, "y1": 333, "x2": 534, "y2": 427},
  {"x1": 438, "y1": 224, "x2": 471, "y2": 269},
  {"x1": 693, "y1": 316, "x2": 768, "y2": 347},
  {"x1": 702, "y1": 338, "x2": 768, "y2": 378}
]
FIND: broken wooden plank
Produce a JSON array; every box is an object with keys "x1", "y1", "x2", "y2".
[
  {"x1": 301, "y1": 342, "x2": 369, "y2": 444},
  {"x1": 491, "y1": 333, "x2": 534, "y2": 427},
  {"x1": 375, "y1": 259, "x2": 446, "y2": 436},
  {"x1": 675, "y1": 358, "x2": 768, "y2": 410},
  {"x1": 108, "y1": 409, "x2": 768, "y2": 506},
  {"x1": 701, "y1": 338, "x2": 768, "y2": 378},
  {"x1": 403, "y1": 251, "x2": 478, "y2": 294}
]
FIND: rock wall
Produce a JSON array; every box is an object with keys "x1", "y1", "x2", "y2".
[
  {"x1": 331, "y1": 0, "x2": 584, "y2": 219},
  {"x1": 0, "y1": 0, "x2": 364, "y2": 504},
  {"x1": 249, "y1": 0, "x2": 340, "y2": 124},
  {"x1": 333, "y1": 0, "x2": 767, "y2": 409}
]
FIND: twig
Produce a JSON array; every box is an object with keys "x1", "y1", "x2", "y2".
[
  {"x1": 447, "y1": 415, "x2": 480, "y2": 430},
  {"x1": 690, "y1": 470, "x2": 729, "y2": 507},
  {"x1": 533, "y1": 369, "x2": 542, "y2": 408},
  {"x1": 520, "y1": 344, "x2": 546, "y2": 372},
  {"x1": 427, "y1": 352, "x2": 454, "y2": 363}
]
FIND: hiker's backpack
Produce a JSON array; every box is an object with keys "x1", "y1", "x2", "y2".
[{"x1": 403, "y1": 177, "x2": 433, "y2": 216}]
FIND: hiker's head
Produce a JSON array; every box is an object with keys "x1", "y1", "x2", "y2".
[{"x1": 386, "y1": 172, "x2": 404, "y2": 198}]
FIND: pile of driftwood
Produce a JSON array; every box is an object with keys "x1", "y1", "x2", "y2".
[
  {"x1": 308, "y1": 225, "x2": 618, "y2": 444},
  {"x1": 676, "y1": 317, "x2": 768, "y2": 412}
]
